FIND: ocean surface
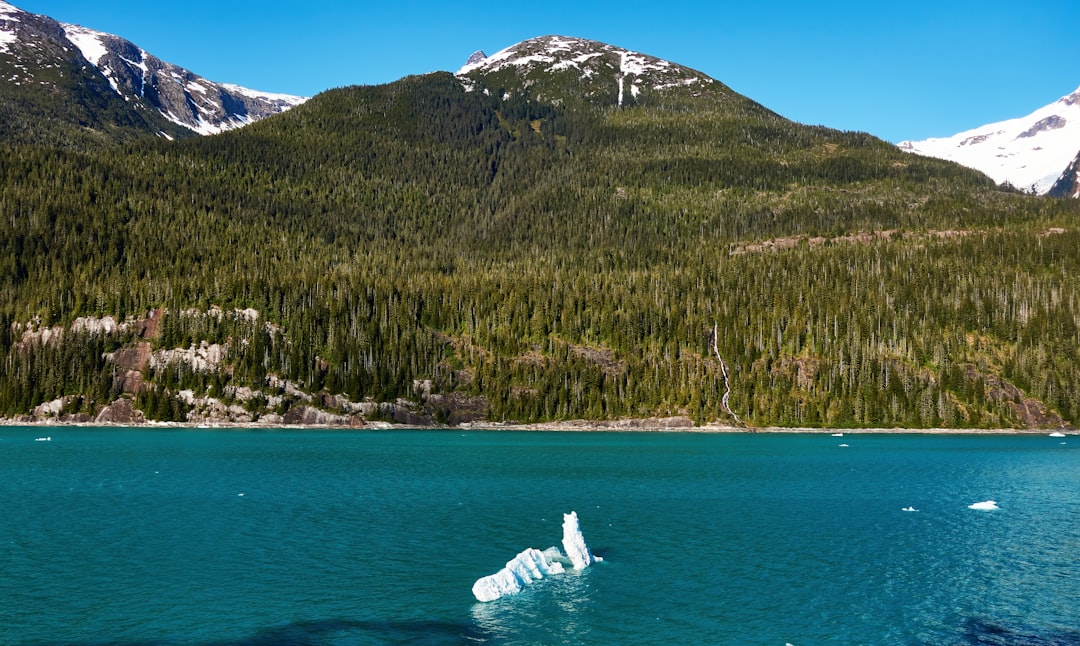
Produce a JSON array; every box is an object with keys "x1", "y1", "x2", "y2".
[{"x1": 1, "y1": 428, "x2": 1078, "y2": 645}]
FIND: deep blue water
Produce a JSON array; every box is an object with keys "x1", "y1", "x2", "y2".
[{"x1": 1, "y1": 428, "x2": 1078, "y2": 645}]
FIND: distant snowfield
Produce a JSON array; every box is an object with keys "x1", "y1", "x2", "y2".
[{"x1": 899, "y1": 87, "x2": 1080, "y2": 195}]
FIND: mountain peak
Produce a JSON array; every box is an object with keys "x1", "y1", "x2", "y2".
[
  {"x1": 455, "y1": 35, "x2": 718, "y2": 107},
  {"x1": 0, "y1": 1, "x2": 305, "y2": 140},
  {"x1": 464, "y1": 50, "x2": 487, "y2": 67},
  {"x1": 899, "y1": 85, "x2": 1080, "y2": 195}
]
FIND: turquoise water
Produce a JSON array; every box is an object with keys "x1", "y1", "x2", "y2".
[{"x1": 1, "y1": 428, "x2": 1078, "y2": 645}]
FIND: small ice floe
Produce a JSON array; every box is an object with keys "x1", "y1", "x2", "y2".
[
  {"x1": 34, "y1": 436, "x2": 51, "y2": 442},
  {"x1": 968, "y1": 500, "x2": 999, "y2": 511},
  {"x1": 902, "y1": 506, "x2": 918, "y2": 512}
]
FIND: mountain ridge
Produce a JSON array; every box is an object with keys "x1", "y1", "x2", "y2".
[
  {"x1": 0, "y1": 26, "x2": 1078, "y2": 429},
  {"x1": 0, "y1": 0, "x2": 305, "y2": 143},
  {"x1": 898, "y1": 86, "x2": 1080, "y2": 195}
]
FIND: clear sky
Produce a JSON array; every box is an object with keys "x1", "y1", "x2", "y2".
[{"x1": 14, "y1": 0, "x2": 1080, "y2": 143}]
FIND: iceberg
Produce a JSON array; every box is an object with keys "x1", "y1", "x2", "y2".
[
  {"x1": 471, "y1": 548, "x2": 565, "y2": 602},
  {"x1": 968, "y1": 500, "x2": 1000, "y2": 511},
  {"x1": 471, "y1": 511, "x2": 601, "y2": 602},
  {"x1": 561, "y1": 511, "x2": 597, "y2": 570}
]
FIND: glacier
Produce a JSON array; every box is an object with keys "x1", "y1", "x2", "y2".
[{"x1": 472, "y1": 511, "x2": 601, "y2": 602}]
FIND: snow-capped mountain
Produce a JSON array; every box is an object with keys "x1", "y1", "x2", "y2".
[
  {"x1": 0, "y1": 0, "x2": 305, "y2": 137},
  {"x1": 455, "y1": 36, "x2": 726, "y2": 108},
  {"x1": 898, "y1": 87, "x2": 1080, "y2": 195}
]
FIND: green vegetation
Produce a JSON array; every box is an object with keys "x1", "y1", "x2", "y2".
[
  {"x1": 0, "y1": 48, "x2": 193, "y2": 151},
  {"x1": 1, "y1": 70, "x2": 1078, "y2": 427}
]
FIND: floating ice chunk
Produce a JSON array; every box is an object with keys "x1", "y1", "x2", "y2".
[
  {"x1": 472, "y1": 511, "x2": 601, "y2": 602},
  {"x1": 562, "y1": 511, "x2": 600, "y2": 570},
  {"x1": 968, "y1": 500, "x2": 999, "y2": 510},
  {"x1": 472, "y1": 547, "x2": 565, "y2": 602}
]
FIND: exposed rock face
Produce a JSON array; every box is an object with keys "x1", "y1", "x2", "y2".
[
  {"x1": 281, "y1": 405, "x2": 365, "y2": 427},
  {"x1": 95, "y1": 398, "x2": 146, "y2": 424},
  {"x1": 106, "y1": 341, "x2": 151, "y2": 394},
  {"x1": 965, "y1": 365, "x2": 1073, "y2": 429},
  {"x1": 1048, "y1": 151, "x2": 1080, "y2": 198},
  {"x1": 464, "y1": 50, "x2": 487, "y2": 66},
  {"x1": 151, "y1": 342, "x2": 227, "y2": 372},
  {"x1": 422, "y1": 392, "x2": 489, "y2": 425}
]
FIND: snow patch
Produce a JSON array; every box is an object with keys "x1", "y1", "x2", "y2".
[
  {"x1": 0, "y1": 1, "x2": 18, "y2": 55},
  {"x1": 62, "y1": 24, "x2": 109, "y2": 66},
  {"x1": 0, "y1": 27, "x2": 16, "y2": 55},
  {"x1": 0, "y1": 1, "x2": 21, "y2": 18}
]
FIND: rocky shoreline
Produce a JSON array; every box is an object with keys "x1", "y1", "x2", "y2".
[{"x1": 1, "y1": 414, "x2": 1073, "y2": 435}]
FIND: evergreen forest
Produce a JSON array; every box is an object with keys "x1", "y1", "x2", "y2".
[{"x1": 2, "y1": 69, "x2": 1079, "y2": 429}]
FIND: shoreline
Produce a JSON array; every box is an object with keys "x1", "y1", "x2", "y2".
[{"x1": 1, "y1": 418, "x2": 1074, "y2": 435}]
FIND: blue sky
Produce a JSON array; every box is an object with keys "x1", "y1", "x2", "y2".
[{"x1": 15, "y1": 0, "x2": 1080, "y2": 143}]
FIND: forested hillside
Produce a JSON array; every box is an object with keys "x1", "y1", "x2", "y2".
[{"x1": 2, "y1": 63, "x2": 1078, "y2": 428}]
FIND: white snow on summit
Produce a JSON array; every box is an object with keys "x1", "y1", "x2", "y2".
[
  {"x1": 457, "y1": 35, "x2": 714, "y2": 104},
  {"x1": 899, "y1": 87, "x2": 1080, "y2": 195},
  {"x1": 458, "y1": 35, "x2": 586, "y2": 75}
]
